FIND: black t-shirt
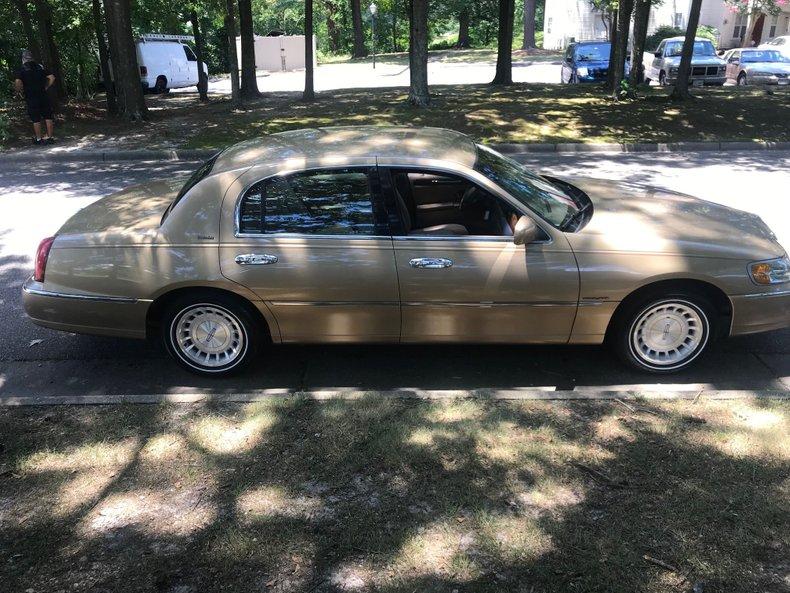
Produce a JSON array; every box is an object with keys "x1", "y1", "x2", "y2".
[{"x1": 15, "y1": 62, "x2": 51, "y2": 102}]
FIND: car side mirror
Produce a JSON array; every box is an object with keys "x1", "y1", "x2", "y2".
[{"x1": 513, "y1": 216, "x2": 540, "y2": 246}]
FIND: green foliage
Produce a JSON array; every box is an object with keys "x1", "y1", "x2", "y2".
[
  {"x1": 696, "y1": 24, "x2": 719, "y2": 44},
  {"x1": 0, "y1": 102, "x2": 11, "y2": 144},
  {"x1": 724, "y1": 0, "x2": 786, "y2": 16}
]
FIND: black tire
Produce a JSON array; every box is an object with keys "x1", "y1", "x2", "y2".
[
  {"x1": 161, "y1": 292, "x2": 261, "y2": 377},
  {"x1": 737, "y1": 73, "x2": 747, "y2": 86},
  {"x1": 610, "y1": 290, "x2": 716, "y2": 374},
  {"x1": 154, "y1": 75, "x2": 168, "y2": 94},
  {"x1": 659, "y1": 71, "x2": 667, "y2": 86}
]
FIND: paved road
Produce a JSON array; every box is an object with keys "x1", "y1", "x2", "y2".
[{"x1": 1, "y1": 151, "x2": 788, "y2": 399}]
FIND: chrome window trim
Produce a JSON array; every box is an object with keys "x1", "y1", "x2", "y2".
[
  {"x1": 391, "y1": 235, "x2": 553, "y2": 245},
  {"x1": 23, "y1": 284, "x2": 149, "y2": 304},
  {"x1": 233, "y1": 233, "x2": 392, "y2": 240},
  {"x1": 233, "y1": 164, "x2": 380, "y2": 238}
]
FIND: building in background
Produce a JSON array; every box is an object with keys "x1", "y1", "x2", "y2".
[
  {"x1": 235, "y1": 34, "x2": 317, "y2": 72},
  {"x1": 543, "y1": 0, "x2": 790, "y2": 50}
]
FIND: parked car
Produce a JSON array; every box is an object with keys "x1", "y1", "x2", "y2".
[
  {"x1": 136, "y1": 34, "x2": 208, "y2": 93},
  {"x1": 759, "y1": 35, "x2": 790, "y2": 59},
  {"x1": 723, "y1": 48, "x2": 790, "y2": 86},
  {"x1": 23, "y1": 127, "x2": 790, "y2": 376},
  {"x1": 561, "y1": 40, "x2": 630, "y2": 83},
  {"x1": 644, "y1": 36, "x2": 726, "y2": 86}
]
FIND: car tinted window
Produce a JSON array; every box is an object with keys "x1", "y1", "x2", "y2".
[
  {"x1": 665, "y1": 40, "x2": 716, "y2": 56},
  {"x1": 574, "y1": 43, "x2": 610, "y2": 61},
  {"x1": 240, "y1": 169, "x2": 377, "y2": 235},
  {"x1": 183, "y1": 45, "x2": 197, "y2": 61}
]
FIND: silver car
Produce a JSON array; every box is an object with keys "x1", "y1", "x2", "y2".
[{"x1": 724, "y1": 48, "x2": 790, "y2": 86}]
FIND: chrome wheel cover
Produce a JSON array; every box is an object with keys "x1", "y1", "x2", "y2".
[
  {"x1": 171, "y1": 304, "x2": 246, "y2": 370},
  {"x1": 630, "y1": 301, "x2": 708, "y2": 368}
]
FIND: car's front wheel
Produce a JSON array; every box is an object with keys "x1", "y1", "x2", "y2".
[
  {"x1": 162, "y1": 293, "x2": 260, "y2": 376},
  {"x1": 611, "y1": 292, "x2": 715, "y2": 373},
  {"x1": 737, "y1": 72, "x2": 747, "y2": 86}
]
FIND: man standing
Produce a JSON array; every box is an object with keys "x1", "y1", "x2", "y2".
[{"x1": 14, "y1": 50, "x2": 56, "y2": 145}]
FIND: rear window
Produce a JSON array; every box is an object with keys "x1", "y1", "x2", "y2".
[{"x1": 161, "y1": 154, "x2": 219, "y2": 223}]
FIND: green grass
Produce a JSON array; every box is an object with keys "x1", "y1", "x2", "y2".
[
  {"x1": 2, "y1": 82, "x2": 788, "y2": 150},
  {"x1": 1, "y1": 397, "x2": 787, "y2": 592}
]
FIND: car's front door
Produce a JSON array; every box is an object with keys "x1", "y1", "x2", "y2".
[
  {"x1": 382, "y1": 168, "x2": 580, "y2": 343},
  {"x1": 726, "y1": 50, "x2": 740, "y2": 80},
  {"x1": 219, "y1": 166, "x2": 400, "y2": 343}
]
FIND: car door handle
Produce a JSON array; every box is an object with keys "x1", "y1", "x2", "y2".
[
  {"x1": 409, "y1": 257, "x2": 453, "y2": 269},
  {"x1": 235, "y1": 253, "x2": 278, "y2": 265}
]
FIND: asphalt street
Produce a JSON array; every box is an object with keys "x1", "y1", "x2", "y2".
[{"x1": 1, "y1": 151, "x2": 788, "y2": 399}]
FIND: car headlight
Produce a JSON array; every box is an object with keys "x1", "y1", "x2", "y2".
[
  {"x1": 577, "y1": 66, "x2": 589, "y2": 77},
  {"x1": 749, "y1": 256, "x2": 790, "y2": 285}
]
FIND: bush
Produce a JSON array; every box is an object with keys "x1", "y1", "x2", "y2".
[
  {"x1": 696, "y1": 25, "x2": 720, "y2": 45},
  {"x1": 0, "y1": 104, "x2": 11, "y2": 145}
]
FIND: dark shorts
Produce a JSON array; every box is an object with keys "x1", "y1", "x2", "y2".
[{"x1": 26, "y1": 96, "x2": 53, "y2": 123}]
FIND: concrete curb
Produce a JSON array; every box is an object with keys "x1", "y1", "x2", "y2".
[
  {"x1": 2, "y1": 141, "x2": 790, "y2": 163},
  {"x1": 1, "y1": 388, "x2": 788, "y2": 406}
]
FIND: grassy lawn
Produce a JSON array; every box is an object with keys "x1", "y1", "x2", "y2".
[
  {"x1": 2, "y1": 83, "x2": 788, "y2": 151},
  {"x1": 0, "y1": 397, "x2": 787, "y2": 592}
]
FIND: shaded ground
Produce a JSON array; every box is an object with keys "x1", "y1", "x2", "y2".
[
  {"x1": 0, "y1": 398, "x2": 787, "y2": 593},
  {"x1": 2, "y1": 84, "x2": 788, "y2": 151}
]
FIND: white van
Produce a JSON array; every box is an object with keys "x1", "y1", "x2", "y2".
[{"x1": 136, "y1": 34, "x2": 208, "y2": 93}]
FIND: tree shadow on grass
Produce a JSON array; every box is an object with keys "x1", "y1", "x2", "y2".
[{"x1": 0, "y1": 397, "x2": 787, "y2": 592}]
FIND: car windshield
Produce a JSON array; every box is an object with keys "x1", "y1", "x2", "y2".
[
  {"x1": 162, "y1": 153, "x2": 219, "y2": 223},
  {"x1": 665, "y1": 40, "x2": 716, "y2": 57},
  {"x1": 474, "y1": 145, "x2": 580, "y2": 229},
  {"x1": 575, "y1": 43, "x2": 611, "y2": 61},
  {"x1": 741, "y1": 50, "x2": 786, "y2": 63}
]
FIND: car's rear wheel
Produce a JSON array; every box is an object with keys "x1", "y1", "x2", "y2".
[
  {"x1": 737, "y1": 72, "x2": 747, "y2": 86},
  {"x1": 162, "y1": 294, "x2": 260, "y2": 376},
  {"x1": 611, "y1": 292, "x2": 715, "y2": 373},
  {"x1": 154, "y1": 75, "x2": 169, "y2": 94}
]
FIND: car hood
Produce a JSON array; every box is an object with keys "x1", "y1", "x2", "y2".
[
  {"x1": 576, "y1": 60, "x2": 609, "y2": 68},
  {"x1": 561, "y1": 177, "x2": 783, "y2": 260},
  {"x1": 663, "y1": 55, "x2": 726, "y2": 66},
  {"x1": 57, "y1": 178, "x2": 182, "y2": 240},
  {"x1": 743, "y1": 62, "x2": 790, "y2": 73}
]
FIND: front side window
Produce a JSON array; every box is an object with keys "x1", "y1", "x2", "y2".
[
  {"x1": 239, "y1": 169, "x2": 377, "y2": 235},
  {"x1": 474, "y1": 145, "x2": 581, "y2": 229}
]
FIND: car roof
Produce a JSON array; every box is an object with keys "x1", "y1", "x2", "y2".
[
  {"x1": 663, "y1": 36, "x2": 713, "y2": 42},
  {"x1": 575, "y1": 40, "x2": 610, "y2": 44},
  {"x1": 211, "y1": 126, "x2": 479, "y2": 174}
]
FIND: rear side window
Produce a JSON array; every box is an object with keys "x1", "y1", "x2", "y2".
[
  {"x1": 183, "y1": 45, "x2": 197, "y2": 61},
  {"x1": 239, "y1": 168, "x2": 378, "y2": 236}
]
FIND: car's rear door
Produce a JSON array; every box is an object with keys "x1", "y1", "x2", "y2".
[{"x1": 219, "y1": 165, "x2": 400, "y2": 343}]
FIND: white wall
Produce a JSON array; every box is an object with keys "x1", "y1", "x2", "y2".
[{"x1": 234, "y1": 35, "x2": 317, "y2": 72}]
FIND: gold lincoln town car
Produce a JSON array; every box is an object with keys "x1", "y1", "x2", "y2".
[{"x1": 22, "y1": 127, "x2": 790, "y2": 376}]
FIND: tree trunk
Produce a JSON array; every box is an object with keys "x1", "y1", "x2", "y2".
[
  {"x1": 492, "y1": 0, "x2": 515, "y2": 84},
  {"x1": 190, "y1": 10, "x2": 209, "y2": 101},
  {"x1": 408, "y1": 0, "x2": 429, "y2": 106},
  {"x1": 325, "y1": 0, "x2": 340, "y2": 52},
  {"x1": 92, "y1": 0, "x2": 116, "y2": 114},
  {"x1": 609, "y1": 0, "x2": 633, "y2": 96},
  {"x1": 522, "y1": 0, "x2": 536, "y2": 49},
  {"x1": 13, "y1": 0, "x2": 42, "y2": 61},
  {"x1": 303, "y1": 0, "x2": 315, "y2": 100},
  {"x1": 605, "y1": 9, "x2": 618, "y2": 89},
  {"x1": 629, "y1": 0, "x2": 651, "y2": 85},
  {"x1": 103, "y1": 0, "x2": 147, "y2": 120},
  {"x1": 670, "y1": 0, "x2": 703, "y2": 100},
  {"x1": 32, "y1": 0, "x2": 67, "y2": 99},
  {"x1": 741, "y1": 11, "x2": 762, "y2": 48},
  {"x1": 225, "y1": 0, "x2": 241, "y2": 106},
  {"x1": 457, "y1": 9, "x2": 470, "y2": 48},
  {"x1": 238, "y1": 0, "x2": 260, "y2": 99},
  {"x1": 351, "y1": 0, "x2": 368, "y2": 58}
]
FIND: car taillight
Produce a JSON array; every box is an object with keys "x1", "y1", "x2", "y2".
[
  {"x1": 34, "y1": 236, "x2": 55, "y2": 282},
  {"x1": 140, "y1": 66, "x2": 147, "y2": 76}
]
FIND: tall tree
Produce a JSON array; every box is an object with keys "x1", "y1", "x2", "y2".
[
  {"x1": 238, "y1": 0, "x2": 260, "y2": 98},
  {"x1": 408, "y1": 0, "x2": 429, "y2": 106},
  {"x1": 303, "y1": 0, "x2": 314, "y2": 100},
  {"x1": 32, "y1": 0, "x2": 66, "y2": 99},
  {"x1": 491, "y1": 0, "x2": 515, "y2": 84},
  {"x1": 670, "y1": 0, "x2": 702, "y2": 100},
  {"x1": 104, "y1": 0, "x2": 147, "y2": 120},
  {"x1": 325, "y1": 0, "x2": 341, "y2": 53},
  {"x1": 351, "y1": 0, "x2": 367, "y2": 58},
  {"x1": 92, "y1": 0, "x2": 116, "y2": 114},
  {"x1": 13, "y1": 0, "x2": 42, "y2": 61},
  {"x1": 604, "y1": 8, "x2": 617, "y2": 88},
  {"x1": 628, "y1": 0, "x2": 652, "y2": 85},
  {"x1": 225, "y1": 0, "x2": 241, "y2": 105},
  {"x1": 608, "y1": 0, "x2": 633, "y2": 95},
  {"x1": 522, "y1": 0, "x2": 536, "y2": 49},
  {"x1": 190, "y1": 9, "x2": 209, "y2": 101},
  {"x1": 457, "y1": 8, "x2": 470, "y2": 48}
]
